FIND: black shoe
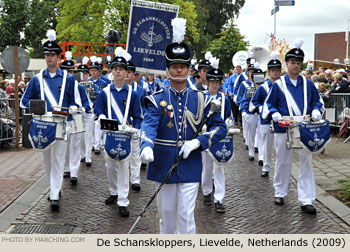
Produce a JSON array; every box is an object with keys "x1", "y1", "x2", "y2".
[
  {"x1": 86, "y1": 161, "x2": 92, "y2": 167},
  {"x1": 50, "y1": 200, "x2": 60, "y2": 211},
  {"x1": 131, "y1": 183, "x2": 141, "y2": 191},
  {"x1": 261, "y1": 171, "x2": 269, "y2": 177},
  {"x1": 214, "y1": 202, "x2": 225, "y2": 213},
  {"x1": 105, "y1": 195, "x2": 118, "y2": 205},
  {"x1": 118, "y1": 206, "x2": 129, "y2": 217},
  {"x1": 258, "y1": 160, "x2": 263, "y2": 166},
  {"x1": 94, "y1": 149, "x2": 101, "y2": 154},
  {"x1": 92, "y1": 147, "x2": 95, "y2": 151},
  {"x1": 274, "y1": 197, "x2": 284, "y2": 205},
  {"x1": 301, "y1": 205, "x2": 317, "y2": 214},
  {"x1": 70, "y1": 177, "x2": 78, "y2": 186},
  {"x1": 63, "y1": 171, "x2": 70, "y2": 178},
  {"x1": 141, "y1": 163, "x2": 147, "y2": 170},
  {"x1": 245, "y1": 145, "x2": 248, "y2": 150},
  {"x1": 248, "y1": 156, "x2": 254, "y2": 161},
  {"x1": 203, "y1": 194, "x2": 212, "y2": 205},
  {"x1": 80, "y1": 157, "x2": 85, "y2": 163},
  {"x1": 254, "y1": 147, "x2": 258, "y2": 153}
]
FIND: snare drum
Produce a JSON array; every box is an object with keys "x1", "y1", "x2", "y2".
[
  {"x1": 70, "y1": 113, "x2": 85, "y2": 134},
  {"x1": 246, "y1": 86, "x2": 257, "y2": 98},
  {"x1": 32, "y1": 114, "x2": 67, "y2": 140},
  {"x1": 286, "y1": 122, "x2": 303, "y2": 149}
]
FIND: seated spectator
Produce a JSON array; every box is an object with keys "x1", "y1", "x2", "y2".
[{"x1": 327, "y1": 73, "x2": 348, "y2": 94}]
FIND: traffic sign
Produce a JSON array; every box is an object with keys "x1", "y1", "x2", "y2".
[
  {"x1": 271, "y1": 5, "x2": 279, "y2": 15},
  {"x1": 0, "y1": 46, "x2": 30, "y2": 74},
  {"x1": 275, "y1": 0, "x2": 295, "y2": 6}
]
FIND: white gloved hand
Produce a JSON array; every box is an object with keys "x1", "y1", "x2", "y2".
[
  {"x1": 132, "y1": 131, "x2": 139, "y2": 140},
  {"x1": 259, "y1": 106, "x2": 262, "y2": 113},
  {"x1": 201, "y1": 124, "x2": 207, "y2": 133},
  {"x1": 272, "y1": 112, "x2": 282, "y2": 122},
  {"x1": 98, "y1": 114, "x2": 106, "y2": 120},
  {"x1": 242, "y1": 112, "x2": 248, "y2": 121},
  {"x1": 312, "y1": 109, "x2": 322, "y2": 121},
  {"x1": 69, "y1": 105, "x2": 79, "y2": 115},
  {"x1": 179, "y1": 139, "x2": 200, "y2": 159},
  {"x1": 140, "y1": 146, "x2": 154, "y2": 163},
  {"x1": 121, "y1": 125, "x2": 138, "y2": 134}
]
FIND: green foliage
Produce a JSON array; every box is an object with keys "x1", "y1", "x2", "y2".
[
  {"x1": 207, "y1": 24, "x2": 248, "y2": 73},
  {"x1": 337, "y1": 176, "x2": 350, "y2": 201},
  {"x1": 0, "y1": 0, "x2": 29, "y2": 50}
]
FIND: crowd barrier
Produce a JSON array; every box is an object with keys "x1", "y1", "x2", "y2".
[{"x1": 324, "y1": 93, "x2": 350, "y2": 127}]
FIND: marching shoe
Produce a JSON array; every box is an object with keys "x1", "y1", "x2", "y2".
[
  {"x1": 70, "y1": 177, "x2": 78, "y2": 186},
  {"x1": 131, "y1": 183, "x2": 141, "y2": 191},
  {"x1": 254, "y1": 147, "x2": 258, "y2": 153},
  {"x1": 63, "y1": 171, "x2": 70, "y2": 178},
  {"x1": 118, "y1": 206, "x2": 129, "y2": 217},
  {"x1": 141, "y1": 163, "x2": 147, "y2": 170},
  {"x1": 94, "y1": 149, "x2": 101, "y2": 154},
  {"x1": 203, "y1": 194, "x2": 212, "y2": 205},
  {"x1": 80, "y1": 157, "x2": 86, "y2": 163},
  {"x1": 245, "y1": 145, "x2": 248, "y2": 150},
  {"x1": 301, "y1": 205, "x2": 317, "y2": 214},
  {"x1": 258, "y1": 160, "x2": 263, "y2": 166},
  {"x1": 248, "y1": 156, "x2": 254, "y2": 161},
  {"x1": 50, "y1": 200, "x2": 60, "y2": 211},
  {"x1": 214, "y1": 202, "x2": 225, "y2": 213},
  {"x1": 261, "y1": 171, "x2": 269, "y2": 177},
  {"x1": 274, "y1": 197, "x2": 284, "y2": 205},
  {"x1": 105, "y1": 195, "x2": 118, "y2": 205},
  {"x1": 86, "y1": 161, "x2": 92, "y2": 167}
]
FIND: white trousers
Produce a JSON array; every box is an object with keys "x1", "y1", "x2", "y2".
[
  {"x1": 157, "y1": 182, "x2": 199, "y2": 234},
  {"x1": 64, "y1": 132, "x2": 83, "y2": 178},
  {"x1": 201, "y1": 151, "x2": 225, "y2": 204},
  {"x1": 246, "y1": 114, "x2": 259, "y2": 157},
  {"x1": 43, "y1": 140, "x2": 67, "y2": 200},
  {"x1": 256, "y1": 119, "x2": 264, "y2": 161},
  {"x1": 274, "y1": 133, "x2": 316, "y2": 206},
  {"x1": 129, "y1": 137, "x2": 141, "y2": 184},
  {"x1": 242, "y1": 115, "x2": 247, "y2": 142},
  {"x1": 105, "y1": 156, "x2": 130, "y2": 207},
  {"x1": 94, "y1": 119, "x2": 101, "y2": 150},
  {"x1": 261, "y1": 124, "x2": 274, "y2": 172},
  {"x1": 80, "y1": 113, "x2": 94, "y2": 162}
]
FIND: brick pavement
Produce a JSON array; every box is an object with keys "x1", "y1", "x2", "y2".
[{"x1": 6, "y1": 134, "x2": 350, "y2": 234}]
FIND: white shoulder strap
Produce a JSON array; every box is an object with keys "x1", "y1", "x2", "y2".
[
  {"x1": 57, "y1": 70, "x2": 67, "y2": 110},
  {"x1": 302, "y1": 75, "x2": 307, "y2": 116},
  {"x1": 220, "y1": 92, "x2": 225, "y2": 119},
  {"x1": 122, "y1": 85, "x2": 132, "y2": 126},
  {"x1": 281, "y1": 76, "x2": 303, "y2": 116},
  {"x1": 106, "y1": 84, "x2": 112, "y2": 119}
]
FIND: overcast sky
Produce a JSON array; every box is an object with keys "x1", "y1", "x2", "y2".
[{"x1": 234, "y1": 0, "x2": 350, "y2": 62}]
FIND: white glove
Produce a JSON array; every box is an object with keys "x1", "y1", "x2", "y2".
[
  {"x1": 132, "y1": 131, "x2": 139, "y2": 140},
  {"x1": 98, "y1": 114, "x2": 106, "y2": 120},
  {"x1": 242, "y1": 112, "x2": 248, "y2": 121},
  {"x1": 272, "y1": 112, "x2": 282, "y2": 122},
  {"x1": 140, "y1": 146, "x2": 154, "y2": 163},
  {"x1": 69, "y1": 105, "x2": 78, "y2": 115},
  {"x1": 312, "y1": 110, "x2": 322, "y2": 121},
  {"x1": 259, "y1": 106, "x2": 262, "y2": 113},
  {"x1": 121, "y1": 125, "x2": 138, "y2": 134},
  {"x1": 179, "y1": 139, "x2": 200, "y2": 159},
  {"x1": 201, "y1": 124, "x2": 207, "y2": 133}
]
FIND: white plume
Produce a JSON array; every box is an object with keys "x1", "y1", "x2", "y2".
[
  {"x1": 270, "y1": 51, "x2": 279, "y2": 60},
  {"x1": 171, "y1": 18, "x2": 187, "y2": 43},
  {"x1": 107, "y1": 55, "x2": 112, "y2": 62},
  {"x1": 205, "y1": 51, "x2": 212, "y2": 61},
  {"x1": 114, "y1": 47, "x2": 125, "y2": 57},
  {"x1": 254, "y1": 62, "x2": 260, "y2": 69},
  {"x1": 248, "y1": 52, "x2": 254, "y2": 58},
  {"x1": 65, "y1": 51, "x2": 72, "y2": 61},
  {"x1": 97, "y1": 57, "x2": 102, "y2": 64},
  {"x1": 191, "y1": 59, "x2": 197, "y2": 65},
  {"x1": 209, "y1": 57, "x2": 219, "y2": 69},
  {"x1": 90, "y1": 56, "x2": 97, "y2": 63},
  {"x1": 46, "y1": 30, "x2": 56, "y2": 41},
  {"x1": 250, "y1": 58, "x2": 256, "y2": 64},
  {"x1": 82, "y1": 56, "x2": 89, "y2": 65},
  {"x1": 294, "y1": 38, "x2": 304, "y2": 49},
  {"x1": 124, "y1": 52, "x2": 132, "y2": 62}
]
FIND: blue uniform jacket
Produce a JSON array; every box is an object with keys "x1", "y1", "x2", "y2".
[
  {"x1": 88, "y1": 77, "x2": 108, "y2": 106},
  {"x1": 77, "y1": 83, "x2": 92, "y2": 113},
  {"x1": 131, "y1": 82, "x2": 147, "y2": 113},
  {"x1": 145, "y1": 81, "x2": 161, "y2": 96},
  {"x1": 101, "y1": 74, "x2": 112, "y2": 84},
  {"x1": 236, "y1": 79, "x2": 255, "y2": 114},
  {"x1": 94, "y1": 83, "x2": 142, "y2": 129},
  {"x1": 21, "y1": 68, "x2": 76, "y2": 116},
  {"x1": 140, "y1": 87, "x2": 227, "y2": 183},
  {"x1": 233, "y1": 71, "x2": 248, "y2": 104},
  {"x1": 249, "y1": 79, "x2": 273, "y2": 125},
  {"x1": 262, "y1": 74, "x2": 324, "y2": 133},
  {"x1": 226, "y1": 73, "x2": 238, "y2": 95}
]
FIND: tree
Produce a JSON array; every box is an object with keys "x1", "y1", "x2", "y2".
[
  {"x1": 0, "y1": 0, "x2": 29, "y2": 51},
  {"x1": 206, "y1": 23, "x2": 248, "y2": 73}
]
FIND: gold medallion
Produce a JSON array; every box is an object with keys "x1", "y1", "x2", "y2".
[
  {"x1": 160, "y1": 100, "x2": 167, "y2": 107},
  {"x1": 167, "y1": 120, "x2": 174, "y2": 129},
  {"x1": 167, "y1": 104, "x2": 173, "y2": 110},
  {"x1": 161, "y1": 108, "x2": 167, "y2": 115}
]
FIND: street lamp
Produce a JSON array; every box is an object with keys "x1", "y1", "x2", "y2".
[
  {"x1": 333, "y1": 58, "x2": 340, "y2": 69},
  {"x1": 344, "y1": 58, "x2": 350, "y2": 70}
]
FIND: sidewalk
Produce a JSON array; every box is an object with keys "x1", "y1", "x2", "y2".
[{"x1": 0, "y1": 134, "x2": 349, "y2": 234}]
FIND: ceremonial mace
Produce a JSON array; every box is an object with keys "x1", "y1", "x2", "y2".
[{"x1": 128, "y1": 98, "x2": 222, "y2": 234}]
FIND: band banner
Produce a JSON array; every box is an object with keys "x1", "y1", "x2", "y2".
[
  {"x1": 299, "y1": 120, "x2": 331, "y2": 153},
  {"x1": 126, "y1": 0, "x2": 179, "y2": 75}
]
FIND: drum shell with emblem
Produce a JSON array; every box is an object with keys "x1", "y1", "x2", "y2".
[
  {"x1": 32, "y1": 113, "x2": 67, "y2": 140},
  {"x1": 70, "y1": 113, "x2": 85, "y2": 134},
  {"x1": 246, "y1": 86, "x2": 257, "y2": 98}
]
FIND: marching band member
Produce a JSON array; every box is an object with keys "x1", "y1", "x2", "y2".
[
  {"x1": 124, "y1": 53, "x2": 147, "y2": 191},
  {"x1": 250, "y1": 52, "x2": 282, "y2": 177},
  {"x1": 140, "y1": 18, "x2": 227, "y2": 234},
  {"x1": 78, "y1": 57, "x2": 94, "y2": 167},
  {"x1": 187, "y1": 59, "x2": 198, "y2": 90},
  {"x1": 94, "y1": 47, "x2": 142, "y2": 217},
  {"x1": 62, "y1": 52, "x2": 92, "y2": 185},
  {"x1": 20, "y1": 30, "x2": 76, "y2": 211},
  {"x1": 143, "y1": 73, "x2": 160, "y2": 95},
  {"x1": 201, "y1": 57, "x2": 233, "y2": 213},
  {"x1": 88, "y1": 56, "x2": 108, "y2": 154},
  {"x1": 98, "y1": 56, "x2": 112, "y2": 84},
  {"x1": 262, "y1": 38, "x2": 324, "y2": 214},
  {"x1": 196, "y1": 51, "x2": 212, "y2": 91}
]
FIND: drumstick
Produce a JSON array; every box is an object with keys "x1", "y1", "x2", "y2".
[
  {"x1": 51, "y1": 105, "x2": 83, "y2": 111},
  {"x1": 281, "y1": 118, "x2": 301, "y2": 123}
]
